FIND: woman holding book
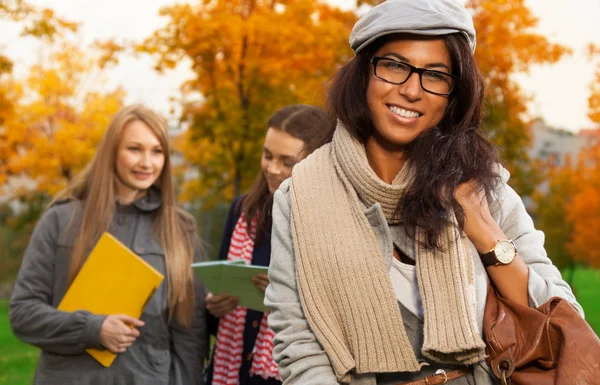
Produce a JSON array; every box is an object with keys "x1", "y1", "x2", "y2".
[
  {"x1": 10, "y1": 104, "x2": 206, "y2": 385},
  {"x1": 204, "y1": 104, "x2": 334, "y2": 385}
]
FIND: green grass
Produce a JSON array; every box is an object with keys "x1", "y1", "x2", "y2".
[
  {"x1": 565, "y1": 266, "x2": 600, "y2": 333},
  {"x1": 0, "y1": 267, "x2": 597, "y2": 384},
  {"x1": 0, "y1": 301, "x2": 37, "y2": 385}
]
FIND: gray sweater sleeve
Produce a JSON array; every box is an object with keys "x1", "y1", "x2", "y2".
[
  {"x1": 169, "y1": 241, "x2": 207, "y2": 385},
  {"x1": 491, "y1": 177, "x2": 584, "y2": 316},
  {"x1": 265, "y1": 181, "x2": 339, "y2": 385},
  {"x1": 9, "y1": 207, "x2": 106, "y2": 355}
]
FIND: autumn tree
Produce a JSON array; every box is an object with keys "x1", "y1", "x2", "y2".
[
  {"x1": 1, "y1": 0, "x2": 79, "y2": 186},
  {"x1": 566, "y1": 141, "x2": 600, "y2": 268},
  {"x1": 0, "y1": 0, "x2": 78, "y2": 41},
  {"x1": 531, "y1": 157, "x2": 577, "y2": 280},
  {"x1": 544, "y1": 45, "x2": 600, "y2": 270},
  {"x1": 0, "y1": 0, "x2": 78, "y2": 120},
  {"x1": 139, "y1": 0, "x2": 356, "y2": 207},
  {"x1": 0, "y1": 42, "x2": 125, "y2": 196},
  {"x1": 467, "y1": 0, "x2": 570, "y2": 196},
  {"x1": 0, "y1": 74, "x2": 21, "y2": 187}
]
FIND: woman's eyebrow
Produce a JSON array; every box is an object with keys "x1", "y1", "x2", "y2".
[{"x1": 382, "y1": 52, "x2": 451, "y2": 71}]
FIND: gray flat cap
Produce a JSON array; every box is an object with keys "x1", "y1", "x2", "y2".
[{"x1": 350, "y1": 0, "x2": 476, "y2": 54}]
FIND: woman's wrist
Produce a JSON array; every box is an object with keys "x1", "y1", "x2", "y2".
[
  {"x1": 467, "y1": 220, "x2": 506, "y2": 255},
  {"x1": 83, "y1": 313, "x2": 107, "y2": 349}
]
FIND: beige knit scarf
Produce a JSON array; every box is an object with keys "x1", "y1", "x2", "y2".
[{"x1": 289, "y1": 125, "x2": 486, "y2": 382}]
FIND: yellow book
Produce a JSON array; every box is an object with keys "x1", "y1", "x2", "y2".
[{"x1": 57, "y1": 232, "x2": 164, "y2": 367}]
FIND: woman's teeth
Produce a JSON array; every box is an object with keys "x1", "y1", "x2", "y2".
[{"x1": 389, "y1": 106, "x2": 420, "y2": 118}]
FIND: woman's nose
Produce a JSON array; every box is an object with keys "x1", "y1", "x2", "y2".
[
  {"x1": 140, "y1": 152, "x2": 152, "y2": 167},
  {"x1": 398, "y1": 72, "x2": 423, "y2": 101},
  {"x1": 267, "y1": 162, "x2": 281, "y2": 175}
]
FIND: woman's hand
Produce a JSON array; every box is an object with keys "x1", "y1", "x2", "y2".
[
  {"x1": 206, "y1": 293, "x2": 239, "y2": 317},
  {"x1": 454, "y1": 180, "x2": 529, "y2": 306},
  {"x1": 454, "y1": 181, "x2": 503, "y2": 254},
  {"x1": 99, "y1": 314, "x2": 144, "y2": 353},
  {"x1": 251, "y1": 273, "x2": 270, "y2": 293}
]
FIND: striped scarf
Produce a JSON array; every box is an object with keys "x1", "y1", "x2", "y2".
[{"x1": 212, "y1": 212, "x2": 280, "y2": 384}]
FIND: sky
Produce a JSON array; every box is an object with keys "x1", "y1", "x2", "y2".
[{"x1": 1, "y1": 0, "x2": 599, "y2": 132}]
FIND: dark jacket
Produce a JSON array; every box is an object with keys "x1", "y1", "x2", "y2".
[
  {"x1": 9, "y1": 189, "x2": 207, "y2": 385},
  {"x1": 205, "y1": 197, "x2": 280, "y2": 385}
]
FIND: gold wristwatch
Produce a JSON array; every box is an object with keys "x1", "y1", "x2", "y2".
[{"x1": 479, "y1": 239, "x2": 517, "y2": 267}]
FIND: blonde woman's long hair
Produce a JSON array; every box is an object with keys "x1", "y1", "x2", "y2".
[{"x1": 53, "y1": 104, "x2": 197, "y2": 327}]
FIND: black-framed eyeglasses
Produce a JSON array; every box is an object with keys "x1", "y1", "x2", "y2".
[{"x1": 371, "y1": 56, "x2": 460, "y2": 96}]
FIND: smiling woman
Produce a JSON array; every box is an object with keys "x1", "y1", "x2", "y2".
[
  {"x1": 9, "y1": 104, "x2": 207, "y2": 385},
  {"x1": 203, "y1": 104, "x2": 335, "y2": 385},
  {"x1": 263, "y1": 1, "x2": 584, "y2": 384},
  {"x1": 261, "y1": 129, "x2": 304, "y2": 194}
]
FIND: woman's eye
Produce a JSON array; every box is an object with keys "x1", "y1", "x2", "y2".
[
  {"x1": 284, "y1": 161, "x2": 296, "y2": 168},
  {"x1": 153, "y1": 149, "x2": 163, "y2": 154},
  {"x1": 128, "y1": 147, "x2": 140, "y2": 152},
  {"x1": 384, "y1": 61, "x2": 408, "y2": 72},
  {"x1": 423, "y1": 71, "x2": 447, "y2": 81}
]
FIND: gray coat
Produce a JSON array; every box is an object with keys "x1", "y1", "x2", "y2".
[
  {"x1": 9, "y1": 189, "x2": 206, "y2": 385},
  {"x1": 265, "y1": 175, "x2": 583, "y2": 385}
]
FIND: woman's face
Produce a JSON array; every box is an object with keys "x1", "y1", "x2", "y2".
[
  {"x1": 366, "y1": 36, "x2": 452, "y2": 149},
  {"x1": 115, "y1": 120, "x2": 165, "y2": 198},
  {"x1": 261, "y1": 128, "x2": 305, "y2": 194}
]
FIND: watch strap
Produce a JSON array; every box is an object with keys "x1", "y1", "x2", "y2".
[{"x1": 479, "y1": 249, "x2": 498, "y2": 267}]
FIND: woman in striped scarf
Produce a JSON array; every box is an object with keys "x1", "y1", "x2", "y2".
[{"x1": 203, "y1": 104, "x2": 335, "y2": 385}]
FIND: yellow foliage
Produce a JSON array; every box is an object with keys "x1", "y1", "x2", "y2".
[
  {"x1": 536, "y1": 140, "x2": 600, "y2": 269},
  {"x1": 0, "y1": 0, "x2": 78, "y2": 41},
  {"x1": 93, "y1": 40, "x2": 127, "y2": 69},
  {"x1": 589, "y1": 69, "x2": 600, "y2": 124},
  {"x1": 141, "y1": 0, "x2": 355, "y2": 206},
  {"x1": 567, "y1": 142, "x2": 600, "y2": 267},
  {"x1": 0, "y1": 0, "x2": 35, "y2": 21},
  {"x1": 587, "y1": 44, "x2": 600, "y2": 124},
  {"x1": 0, "y1": 42, "x2": 125, "y2": 197},
  {"x1": 467, "y1": 0, "x2": 570, "y2": 195},
  {"x1": 531, "y1": 156, "x2": 577, "y2": 269},
  {"x1": 1, "y1": 0, "x2": 80, "y2": 192}
]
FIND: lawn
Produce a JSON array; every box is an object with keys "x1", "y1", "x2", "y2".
[
  {"x1": 0, "y1": 301, "x2": 37, "y2": 385},
  {"x1": 0, "y1": 267, "x2": 598, "y2": 384},
  {"x1": 566, "y1": 266, "x2": 600, "y2": 333}
]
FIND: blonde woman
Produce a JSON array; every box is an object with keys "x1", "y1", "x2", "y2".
[{"x1": 10, "y1": 104, "x2": 206, "y2": 385}]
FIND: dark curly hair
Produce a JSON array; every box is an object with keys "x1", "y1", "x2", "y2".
[{"x1": 328, "y1": 33, "x2": 500, "y2": 248}]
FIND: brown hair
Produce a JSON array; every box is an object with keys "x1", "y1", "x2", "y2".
[
  {"x1": 53, "y1": 104, "x2": 197, "y2": 326},
  {"x1": 328, "y1": 34, "x2": 499, "y2": 248},
  {"x1": 242, "y1": 104, "x2": 335, "y2": 241}
]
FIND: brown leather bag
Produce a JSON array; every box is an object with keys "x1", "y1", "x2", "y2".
[{"x1": 483, "y1": 284, "x2": 600, "y2": 385}]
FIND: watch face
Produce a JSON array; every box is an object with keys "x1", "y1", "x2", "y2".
[{"x1": 494, "y1": 240, "x2": 516, "y2": 264}]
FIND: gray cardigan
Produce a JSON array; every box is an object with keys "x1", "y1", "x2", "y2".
[
  {"x1": 9, "y1": 190, "x2": 206, "y2": 385},
  {"x1": 265, "y1": 174, "x2": 583, "y2": 385}
]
